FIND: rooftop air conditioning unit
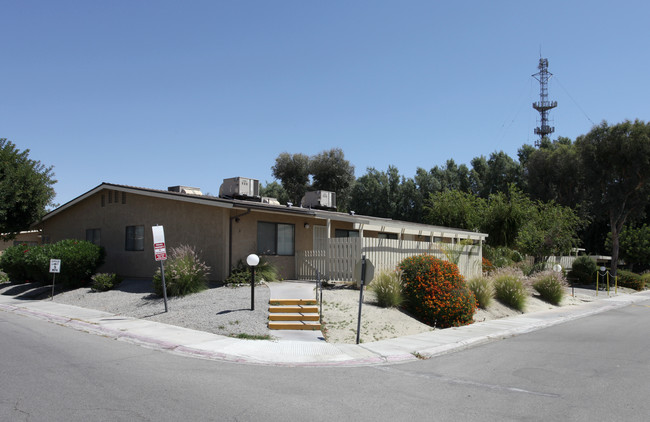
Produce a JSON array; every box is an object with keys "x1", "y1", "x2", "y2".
[
  {"x1": 168, "y1": 186, "x2": 203, "y2": 195},
  {"x1": 261, "y1": 197, "x2": 281, "y2": 206},
  {"x1": 219, "y1": 177, "x2": 261, "y2": 201},
  {"x1": 301, "y1": 190, "x2": 336, "y2": 211}
]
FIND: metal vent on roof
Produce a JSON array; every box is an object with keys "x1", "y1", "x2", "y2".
[{"x1": 168, "y1": 186, "x2": 203, "y2": 195}]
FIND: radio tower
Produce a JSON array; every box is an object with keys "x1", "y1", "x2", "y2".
[{"x1": 532, "y1": 57, "x2": 557, "y2": 147}]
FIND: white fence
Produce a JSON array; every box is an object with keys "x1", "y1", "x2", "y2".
[{"x1": 296, "y1": 237, "x2": 482, "y2": 281}]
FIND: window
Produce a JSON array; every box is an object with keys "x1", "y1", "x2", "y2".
[
  {"x1": 125, "y1": 225, "x2": 144, "y2": 251},
  {"x1": 86, "y1": 228, "x2": 101, "y2": 246},
  {"x1": 335, "y1": 229, "x2": 359, "y2": 238},
  {"x1": 257, "y1": 222, "x2": 294, "y2": 255},
  {"x1": 378, "y1": 232, "x2": 398, "y2": 240}
]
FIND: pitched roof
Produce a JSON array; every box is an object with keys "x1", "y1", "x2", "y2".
[{"x1": 41, "y1": 182, "x2": 487, "y2": 240}]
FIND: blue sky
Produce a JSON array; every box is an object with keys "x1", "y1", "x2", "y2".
[{"x1": 2, "y1": 0, "x2": 648, "y2": 206}]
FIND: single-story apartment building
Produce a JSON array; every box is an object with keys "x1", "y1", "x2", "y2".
[{"x1": 35, "y1": 182, "x2": 488, "y2": 282}]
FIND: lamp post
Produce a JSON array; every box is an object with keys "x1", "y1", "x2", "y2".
[{"x1": 247, "y1": 254, "x2": 260, "y2": 311}]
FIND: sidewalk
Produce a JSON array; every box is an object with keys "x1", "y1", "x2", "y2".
[{"x1": 1, "y1": 288, "x2": 648, "y2": 367}]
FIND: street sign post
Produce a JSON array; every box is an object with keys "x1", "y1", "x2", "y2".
[
  {"x1": 354, "y1": 255, "x2": 374, "y2": 344},
  {"x1": 152, "y1": 225, "x2": 169, "y2": 312},
  {"x1": 49, "y1": 259, "x2": 61, "y2": 299}
]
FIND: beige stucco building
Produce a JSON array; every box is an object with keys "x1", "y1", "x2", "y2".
[{"x1": 36, "y1": 183, "x2": 488, "y2": 281}]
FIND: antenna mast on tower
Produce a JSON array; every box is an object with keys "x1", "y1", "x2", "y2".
[{"x1": 532, "y1": 57, "x2": 557, "y2": 147}]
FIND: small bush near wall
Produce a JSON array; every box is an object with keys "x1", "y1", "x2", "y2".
[
  {"x1": 569, "y1": 256, "x2": 597, "y2": 284},
  {"x1": 531, "y1": 270, "x2": 567, "y2": 305},
  {"x1": 0, "y1": 240, "x2": 104, "y2": 288},
  {"x1": 370, "y1": 270, "x2": 403, "y2": 308},
  {"x1": 0, "y1": 270, "x2": 8, "y2": 283},
  {"x1": 91, "y1": 273, "x2": 123, "y2": 292},
  {"x1": 399, "y1": 255, "x2": 476, "y2": 328},
  {"x1": 491, "y1": 268, "x2": 527, "y2": 311},
  {"x1": 616, "y1": 270, "x2": 645, "y2": 291},
  {"x1": 153, "y1": 245, "x2": 210, "y2": 297},
  {"x1": 224, "y1": 258, "x2": 280, "y2": 285}
]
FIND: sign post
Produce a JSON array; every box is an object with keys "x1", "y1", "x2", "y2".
[
  {"x1": 354, "y1": 255, "x2": 374, "y2": 345},
  {"x1": 152, "y1": 225, "x2": 169, "y2": 312},
  {"x1": 49, "y1": 259, "x2": 61, "y2": 300}
]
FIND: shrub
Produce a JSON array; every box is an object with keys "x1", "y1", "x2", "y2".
[
  {"x1": 49, "y1": 240, "x2": 105, "y2": 288},
  {"x1": 569, "y1": 256, "x2": 597, "y2": 285},
  {"x1": 0, "y1": 240, "x2": 104, "y2": 288},
  {"x1": 531, "y1": 270, "x2": 567, "y2": 305},
  {"x1": 153, "y1": 245, "x2": 210, "y2": 297},
  {"x1": 491, "y1": 268, "x2": 527, "y2": 311},
  {"x1": 90, "y1": 273, "x2": 123, "y2": 292},
  {"x1": 370, "y1": 270, "x2": 403, "y2": 308},
  {"x1": 483, "y1": 245, "x2": 523, "y2": 268},
  {"x1": 467, "y1": 276, "x2": 493, "y2": 309},
  {"x1": 482, "y1": 257, "x2": 495, "y2": 274},
  {"x1": 399, "y1": 255, "x2": 476, "y2": 328},
  {"x1": 616, "y1": 270, "x2": 645, "y2": 291},
  {"x1": 0, "y1": 270, "x2": 8, "y2": 283},
  {"x1": 224, "y1": 258, "x2": 280, "y2": 285}
]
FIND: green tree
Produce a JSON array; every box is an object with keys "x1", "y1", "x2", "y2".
[
  {"x1": 609, "y1": 224, "x2": 650, "y2": 271},
  {"x1": 309, "y1": 148, "x2": 355, "y2": 210},
  {"x1": 470, "y1": 151, "x2": 522, "y2": 198},
  {"x1": 0, "y1": 139, "x2": 56, "y2": 240},
  {"x1": 349, "y1": 166, "x2": 402, "y2": 219},
  {"x1": 576, "y1": 119, "x2": 650, "y2": 276},
  {"x1": 482, "y1": 186, "x2": 534, "y2": 247},
  {"x1": 516, "y1": 200, "x2": 582, "y2": 265},
  {"x1": 424, "y1": 189, "x2": 483, "y2": 231},
  {"x1": 271, "y1": 152, "x2": 310, "y2": 205}
]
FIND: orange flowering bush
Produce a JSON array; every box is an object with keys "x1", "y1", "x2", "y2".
[
  {"x1": 482, "y1": 257, "x2": 495, "y2": 274},
  {"x1": 399, "y1": 255, "x2": 476, "y2": 328}
]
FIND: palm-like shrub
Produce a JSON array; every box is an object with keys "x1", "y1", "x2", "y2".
[
  {"x1": 467, "y1": 276, "x2": 493, "y2": 309},
  {"x1": 399, "y1": 255, "x2": 476, "y2": 328},
  {"x1": 153, "y1": 245, "x2": 210, "y2": 297},
  {"x1": 370, "y1": 270, "x2": 403, "y2": 308},
  {"x1": 91, "y1": 273, "x2": 123, "y2": 292},
  {"x1": 491, "y1": 268, "x2": 527, "y2": 311},
  {"x1": 531, "y1": 270, "x2": 567, "y2": 305}
]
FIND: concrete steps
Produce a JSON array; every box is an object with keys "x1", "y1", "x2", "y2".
[{"x1": 268, "y1": 299, "x2": 321, "y2": 330}]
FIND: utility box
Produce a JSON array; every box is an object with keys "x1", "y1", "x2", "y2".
[
  {"x1": 168, "y1": 186, "x2": 203, "y2": 195},
  {"x1": 219, "y1": 177, "x2": 260, "y2": 201},
  {"x1": 301, "y1": 190, "x2": 336, "y2": 210}
]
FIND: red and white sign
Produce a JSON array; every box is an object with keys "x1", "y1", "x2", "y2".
[{"x1": 152, "y1": 226, "x2": 167, "y2": 261}]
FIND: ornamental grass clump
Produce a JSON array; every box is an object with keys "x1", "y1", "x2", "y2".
[
  {"x1": 399, "y1": 255, "x2": 476, "y2": 328},
  {"x1": 153, "y1": 245, "x2": 210, "y2": 297},
  {"x1": 467, "y1": 276, "x2": 493, "y2": 309},
  {"x1": 224, "y1": 258, "x2": 280, "y2": 285},
  {"x1": 370, "y1": 270, "x2": 404, "y2": 308},
  {"x1": 531, "y1": 270, "x2": 567, "y2": 305},
  {"x1": 491, "y1": 268, "x2": 527, "y2": 311}
]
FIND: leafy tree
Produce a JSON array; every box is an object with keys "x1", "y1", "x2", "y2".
[
  {"x1": 470, "y1": 151, "x2": 522, "y2": 198},
  {"x1": 424, "y1": 189, "x2": 483, "y2": 231},
  {"x1": 0, "y1": 139, "x2": 56, "y2": 240},
  {"x1": 430, "y1": 159, "x2": 472, "y2": 193},
  {"x1": 482, "y1": 186, "x2": 534, "y2": 248},
  {"x1": 271, "y1": 152, "x2": 310, "y2": 205},
  {"x1": 516, "y1": 200, "x2": 582, "y2": 265},
  {"x1": 608, "y1": 224, "x2": 650, "y2": 271},
  {"x1": 523, "y1": 137, "x2": 582, "y2": 208},
  {"x1": 576, "y1": 119, "x2": 650, "y2": 276},
  {"x1": 309, "y1": 148, "x2": 355, "y2": 210},
  {"x1": 349, "y1": 166, "x2": 402, "y2": 219}
]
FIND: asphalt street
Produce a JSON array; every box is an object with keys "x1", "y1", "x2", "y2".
[{"x1": 1, "y1": 298, "x2": 649, "y2": 421}]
